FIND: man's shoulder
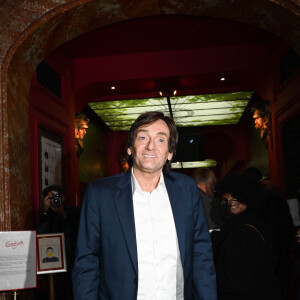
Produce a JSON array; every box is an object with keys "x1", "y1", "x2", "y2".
[
  {"x1": 198, "y1": 188, "x2": 212, "y2": 201},
  {"x1": 42, "y1": 256, "x2": 58, "y2": 262},
  {"x1": 165, "y1": 170, "x2": 194, "y2": 182},
  {"x1": 89, "y1": 171, "x2": 130, "y2": 190},
  {"x1": 164, "y1": 171, "x2": 196, "y2": 190}
]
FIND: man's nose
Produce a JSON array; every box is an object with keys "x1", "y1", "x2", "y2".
[{"x1": 145, "y1": 138, "x2": 155, "y2": 149}]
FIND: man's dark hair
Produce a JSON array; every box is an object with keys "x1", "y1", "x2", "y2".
[
  {"x1": 126, "y1": 111, "x2": 178, "y2": 173},
  {"x1": 251, "y1": 99, "x2": 270, "y2": 117},
  {"x1": 193, "y1": 168, "x2": 216, "y2": 184},
  {"x1": 42, "y1": 185, "x2": 64, "y2": 199}
]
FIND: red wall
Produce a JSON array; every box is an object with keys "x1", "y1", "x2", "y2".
[
  {"x1": 29, "y1": 51, "x2": 78, "y2": 222},
  {"x1": 28, "y1": 38, "x2": 300, "y2": 211}
]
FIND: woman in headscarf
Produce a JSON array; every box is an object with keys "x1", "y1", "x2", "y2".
[{"x1": 212, "y1": 172, "x2": 282, "y2": 300}]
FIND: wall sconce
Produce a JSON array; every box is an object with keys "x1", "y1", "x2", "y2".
[
  {"x1": 251, "y1": 100, "x2": 272, "y2": 147},
  {"x1": 75, "y1": 113, "x2": 89, "y2": 157}
]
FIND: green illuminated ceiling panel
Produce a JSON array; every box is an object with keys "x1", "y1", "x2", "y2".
[
  {"x1": 88, "y1": 91, "x2": 253, "y2": 131},
  {"x1": 171, "y1": 159, "x2": 217, "y2": 169}
]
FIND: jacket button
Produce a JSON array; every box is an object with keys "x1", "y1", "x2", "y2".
[{"x1": 133, "y1": 278, "x2": 138, "y2": 284}]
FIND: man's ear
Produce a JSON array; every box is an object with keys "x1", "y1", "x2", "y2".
[{"x1": 127, "y1": 148, "x2": 132, "y2": 155}]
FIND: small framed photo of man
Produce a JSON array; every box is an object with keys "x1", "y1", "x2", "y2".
[{"x1": 37, "y1": 233, "x2": 67, "y2": 274}]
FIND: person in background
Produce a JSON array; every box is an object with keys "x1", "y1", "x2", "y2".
[
  {"x1": 193, "y1": 167, "x2": 218, "y2": 229},
  {"x1": 243, "y1": 166, "x2": 263, "y2": 181},
  {"x1": 72, "y1": 111, "x2": 217, "y2": 300},
  {"x1": 261, "y1": 181, "x2": 294, "y2": 299},
  {"x1": 243, "y1": 166, "x2": 295, "y2": 299},
  {"x1": 38, "y1": 185, "x2": 80, "y2": 300},
  {"x1": 212, "y1": 172, "x2": 282, "y2": 300}
]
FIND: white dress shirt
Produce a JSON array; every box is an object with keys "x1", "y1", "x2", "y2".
[{"x1": 131, "y1": 169, "x2": 184, "y2": 300}]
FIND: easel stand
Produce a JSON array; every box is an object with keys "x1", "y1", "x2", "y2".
[
  {"x1": 11, "y1": 291, "x2": 19, "y2": 300},
  {"x1": 48, "y1": 274, "x2": 55, "y2": 300}
]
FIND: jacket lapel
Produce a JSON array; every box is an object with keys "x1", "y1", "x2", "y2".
[
  {"x1": 114, "y1": 171, "x2": 138, "y2": 275},
  {"x1": 113, "y1": 171, "x2": 186, "y2": 275},
  {"x1": 164, "y1": 173, "x2": 186, "y2": 267}
]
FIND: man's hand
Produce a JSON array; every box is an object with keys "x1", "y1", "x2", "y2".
[{"x1": 43, "y1": 195, "x2": 51, "y2": 213}]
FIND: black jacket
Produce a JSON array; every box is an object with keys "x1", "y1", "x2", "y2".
[{"x1": 212, "y1": 210, "x2": 282, "y2": 300}]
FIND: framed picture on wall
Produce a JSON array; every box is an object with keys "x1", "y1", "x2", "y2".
[
  {"x1": 36, "y1": 233, "x2": 67, "y2": 274},
  {"x1": 38, "y1": 127, "x2": 64, "y2": 202}
]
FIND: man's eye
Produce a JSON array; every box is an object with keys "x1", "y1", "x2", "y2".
[
  {"x1": 158, "y1": 138, "x2": 164, "y2": 143},
  {"x1": 139, "y1": 136, "x2": 146, "y2": 141}
]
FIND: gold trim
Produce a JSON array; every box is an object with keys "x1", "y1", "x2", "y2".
[{"x1": 245, "y1": 224, "x2": 265, "y2": 242}]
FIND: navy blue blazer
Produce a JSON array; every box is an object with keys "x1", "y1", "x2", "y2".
[{"x1": 72, "y1": 170, "x2": 217, "y2": 300}]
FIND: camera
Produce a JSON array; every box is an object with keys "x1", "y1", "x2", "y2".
[{"x1": 50, "y1": 191, "x2": 62, "y2": 208}]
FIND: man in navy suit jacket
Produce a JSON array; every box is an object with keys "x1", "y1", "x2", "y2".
[{"x1": 72, "y1": 111, "x2": 217, "y2": 299}]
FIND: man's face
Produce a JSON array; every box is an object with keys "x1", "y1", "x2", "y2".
[
  {"x1": 254, "y1": 116, "x2": 263, "y2": 129},
  {"x1": 253, "y1": 110, "x2": 264, "y2": 129},
  {"x1": 128, "y1": 119, "x2": 173, "y2": 175},
  {"x1": 78, "y1": 128, "x2": 87, "y2": 139},
  {"x1": 221, "y1": 193, "x2": 247, "y2": 215},
  {"x1": 47, "y1": 248, "x2": 54, "y2": 258}
]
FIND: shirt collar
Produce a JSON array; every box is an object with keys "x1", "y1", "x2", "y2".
[{"x1": 131, "y1": 167, "x2": 166, "y2": 194}]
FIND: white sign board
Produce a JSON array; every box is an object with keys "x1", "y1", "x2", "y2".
[{"x1": 0, "y1": 231, "x2": 36, "y2": 291}]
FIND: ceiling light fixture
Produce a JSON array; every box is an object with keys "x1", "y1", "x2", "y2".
[
  {"x1": 88, "y1": 91, "x2": 253, "y2": 131},
  {"x1": 171, "y1": 159, "x2": 217, "y2": 169},
  {"x1": 111, "y1": 86, "x2": 116, "y2": 90},
  {"x1": 220, "y1": 77, "x2": 225, "y2": 81},
  {"x1": 158, "y1": 83, "x2": 176, "y2": 97}
]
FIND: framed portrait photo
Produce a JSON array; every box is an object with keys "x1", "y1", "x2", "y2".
[
  {"x1": 36, "y1": 233, "x2": 67, "y2": 275},
  {"x1": 38, "y1": 127, "x2": 64, "y2": 203}
]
